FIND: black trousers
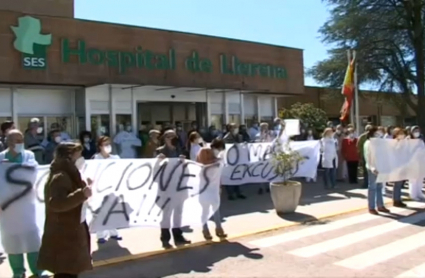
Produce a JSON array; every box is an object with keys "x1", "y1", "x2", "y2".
[
  {"x1": 161, "y1": 228, "x2": 183, "y2": 243},
  {"x1": 346, "y1": 161, "x2": 358, "y2": 183},
  {"x1": 54, "y1": 274, "x2": 78, "y2": 278},
  {"x1": 361, "y1": 157, "x2": 368, "y2": 188}
]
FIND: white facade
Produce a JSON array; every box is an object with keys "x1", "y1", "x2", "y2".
[{"x1": 0, "y1": 84, "x2": 280, "y2": 139}]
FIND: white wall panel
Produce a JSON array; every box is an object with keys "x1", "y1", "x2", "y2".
[
  {"x1": 17, "y1": 89, "x2": 73, "y2": 115},
  {"x1": 244, "y1": 94, "x2": 256, "y2": 116},
  {"x1": 259, "y1": 96, "x2": 274, "y2": 117},
  {"x1": 0, "y1": 88, "x2": 12, "y2": 116}
]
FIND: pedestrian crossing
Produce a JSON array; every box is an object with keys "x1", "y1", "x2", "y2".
[{"x1": 248, "y1": 201, "x2": 425, "y2": 277}]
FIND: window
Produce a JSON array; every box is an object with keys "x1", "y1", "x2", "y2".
[
  {"x1": 91, "y1": 115, "x2": 110, "y2": 138},
  {"x1": 228, "y1": 114, "x2": 241, "y2": 126},
  {"x1": 210, "y1": 115, "x2": 223, "y2": 129}
]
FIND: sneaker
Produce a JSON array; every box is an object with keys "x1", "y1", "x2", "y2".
[
  {"x1": 202, "y1": 230, "x2": 213, "y2": 241},
  {"x1": 393, "y1": 201, "x2": 407, "y2": 208},
  {"x1": 369, "y1": 209, "x2": 378, "y2": 215},
  {"x1": 110, "y1": 235, "x2": 123, "y2": 240},
  {"x1": 162, "y1": 241, "x2": 173, "y2": 249},
  {"x1": 175, "y1": 237, "x2": 191, "y2": 246},
  {"x1": 215, "y1": 228, "x2": 227, "y2": 239},
  {"x1": 97, "y1": 238, "x2": 107, "y2": 244},
  {"x1": 377, "y1": 207, "x2": 390, "y2": 213}
]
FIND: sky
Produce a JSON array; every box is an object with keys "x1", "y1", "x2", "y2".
[{"x1": 74, "y1": 0, "x2": 330, "y2": 87}]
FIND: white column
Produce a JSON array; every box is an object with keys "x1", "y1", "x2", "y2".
[
  {"x1": 70, "y1": 90, "x2": 76, "y2": 138},
  {"x1": 223, "y1": 90, "x2": 229, "y2": 124},
  {"x1": 109, "y1": 85, "x2": 116, "y2": 138},
  {"x1": 256, "y1": 96, "x2": 261, "y2": 122},
  {"x1": 85, "y1": 89, "x2": 91, "y2": 132},
  {"x1": 11, "y1": 87, "x2": 18, "y2": 127},
  {"x1": 273, "y1": 97, "x2": 278, "y2": 118},
  {"x1": 240, "y1": 92, "x2": 245, "y2": 124},
  {"x1": 131, "y1": 87, "x2": 137, "y2": 134},
  {"x1": 206, "y1": 90, "x2": 212, "y2": 126}
]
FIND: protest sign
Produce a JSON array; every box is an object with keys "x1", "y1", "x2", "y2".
[
  {"x1": 221, "y1": 141, "x2": 320, "y2": 185},
  {"x1": 0, "y1": 158, "x2": 223, "y2": 252},
  {"x1": 371, "y1": 138, "x2": 425, "y2": 183}
]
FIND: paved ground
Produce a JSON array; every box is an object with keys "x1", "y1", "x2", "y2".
[
  {"x1": 0, "y1": 178, "x2": 411, "y2": 277},
  {"x1": 83, "y1": 201, "x2": 425, "y2": 278}
]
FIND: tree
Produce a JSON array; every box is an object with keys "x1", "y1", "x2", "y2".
[
  {"x1": 308, "y1": 0, "x2": 425, "y2": 127},
  {"x1": 279, "y1": 102, "x2": 328, "y2": 131}
]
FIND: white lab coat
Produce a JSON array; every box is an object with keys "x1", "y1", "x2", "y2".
[
  {"x1": 0, "y1": 150, "x2": 41, "y2": 254},
  {"x1": 113, "y1": 131, "x2": 142, "y2": 158},
  {"x1": 190, "y1": 143, "x2": 201, "y2": 161},
  {"x1": 320, "y1": 138, "x2": 338, "y2": 168}
]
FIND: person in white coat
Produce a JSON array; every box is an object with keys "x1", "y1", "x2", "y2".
[
  {"x1": 320, "y1": 128, "x2": 338, "y2": 189},
  {"x1": 93, "y1": 136, "x2": 123, "y2": 244},
  {"x1": 113, "y1": 123, "x2": 142, "y2": 158},
  {"x1": 408, "y1": 126, "x2": 425, "y2": 201},
  {"x1": 188, "y1": 131, "x2": 202, "y2": 161},
  {"x1": 0, "y1": 129, "x2": 45, "y2": 277}
]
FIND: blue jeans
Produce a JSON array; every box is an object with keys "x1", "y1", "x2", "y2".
[
  {"x1": 393, "y1": 181, "x2": 404, "y2": 202},
  {"x1": 323, "y1": 167, "x2": 336, "y2": 188},
  {"x1": 367, "y1": 170, "x2": 384, "y2": 210},
  {"x1": 203, "y1": 209, "x2": 223, "y2": 233}
]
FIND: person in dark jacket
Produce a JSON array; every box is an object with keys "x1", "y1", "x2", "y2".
[
  {"x1": 79, "y1": 131, "x2": 96, "y2": 159},
  {"x1": 238, "y1": 125, "x2": 251, "y2": 142}
]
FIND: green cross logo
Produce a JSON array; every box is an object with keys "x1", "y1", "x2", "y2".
[{"x1": 11, "y1": 16, "x2": 52, "y2": 69}]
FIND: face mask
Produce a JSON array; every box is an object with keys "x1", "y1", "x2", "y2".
[
  {"x1": 36, "y1": 127, "x2": 43, "y2": 134},
  {"x1": 177, "y1": 126, "x2": 182, "y2": 131},
  {"x1": 348, "y1": 134, "x2": 354, "y2": 139},
  {"x1": 75, "y1": 157, "x2": 85, "y2": 171},
  {"x1": 118, "y1": 125, "x2": 124, "y2": 131},
  {"x1": 308, "y1": 131, "x2": 313, "y2": 135},
  {"x1": 336, "y1": 130, "x2": 341, "y2": 135},
  {"x1": 13, "y1": 143, "x2": 24, "y2": 153},
  {"x1": 413, "y1": 132, "x2": 420, "y2": 138},
  {"x1": 213, "y1": 149, "x2": 220, "y2": 157},
  {"x1": 233, "y1": 129, "x2": 239, "y2": 134},
  {"x1": 54, "y1": 136, "x2": 62, "y2": 143},
  {"x1": 103, "y1": 145, "x2": 112, "y2": 154},
  {"x1": 126, "y1": 126, "x2": 132, "y2": 132},
  {"x1": 301, "y1": 129, "x2": 305, "y2": 133},
  {"x1": 84, "y1": 137, "x2": 90, "y2": 143}
]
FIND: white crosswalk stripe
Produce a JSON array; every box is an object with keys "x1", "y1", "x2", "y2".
[
  {"x1": 396, "y1": 262, "x2": 425, "y2": 277},
  {"x1": 247, "y1": 202, "x2": 425, "y2": 275},
  {"x1": 288, "y1": 211, "x2": 425, "y2": 258}
]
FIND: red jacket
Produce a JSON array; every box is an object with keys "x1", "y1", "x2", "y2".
[{"x1": 341, "y1": 138, "x2": 359, "y2": 162}]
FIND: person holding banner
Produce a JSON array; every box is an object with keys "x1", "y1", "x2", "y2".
[
  {"x1": 391, "y1": 128, "x2": 408, "y2": 208},
  {"x1": 92, "y1": 136, "x2": 123, "y2": 243},
  {"x1": 408, "y1": 126, "x2": 425, "y2": 201},
  {"x1": 156, "y1": 129, "x2": 191, "y2": 248},
  {"x1": 320, "y1": 128, "x2": 338, "y2": 189},
  {"x1": 188, "y1": 131, "x2": 203, "y2": 161},
  {"x1": 0, "y1": 129, "x2": 45, "y2": 278},
  {"x1": 38, "y1": 142, "x2": 93, "y2": 278},
  {"x1": 196, "y1": 138, "x2": 227, "y2": 240},
  {"x1": 363, "y1": 126, "x2": 390, "y2": 215}
]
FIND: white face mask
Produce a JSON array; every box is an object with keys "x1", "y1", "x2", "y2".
[
  {"x1": 36, "y1": 127, "x2": 43, "y2": 134},
  {"x1": 13, "y1": 143, "x2": 24, "y2": 153},
  {"x1": 75, "y1": 156, "x2": 85, "y2": 171},
  {"x1": 375, "y1": 132, "x2": 382, "y2": 138},
  {"x1": 54, "y1": 136, "x2": 62, "y2": 143},
  {"x1": 103, "y1": 145, "x2": 112, "y2": 154},
  {"x1": 413, "y1": 132, "x2": 420, "y2": 138},
  {"x1": 233, "y1": 128, "x2": 239, "y2": 134},
  {"x1": 126, "y1": 126, "x2": 132, "y2": 132},
  {"x1": 348, "y1": 134, "x2": 355, "y2": 139},
  {"x1": 213, "y1": 149, "x2": 220, "y2": 157}
]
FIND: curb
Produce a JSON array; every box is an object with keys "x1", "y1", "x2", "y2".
[{"x1": 93, "y1": 199, "x2": 393, "y2": 268}]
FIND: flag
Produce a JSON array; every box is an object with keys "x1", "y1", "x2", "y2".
[{"x1": 340, "y1": 57, "x2": 355, "y2": 122}]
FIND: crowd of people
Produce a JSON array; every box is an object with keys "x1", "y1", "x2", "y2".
[{"x1": 0, "y1": 116, "x2": 424, "y2": 278}]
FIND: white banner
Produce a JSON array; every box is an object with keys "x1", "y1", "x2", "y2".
[
  {"x1": 221, "y1": 141, "x2": 320, "y2": 185},
  {"x1": 371, "y1": 138, "x2": 425, "y2": 183},
  {"x1": 0, "y1": 159, "x2": 223, "y2": 252}
]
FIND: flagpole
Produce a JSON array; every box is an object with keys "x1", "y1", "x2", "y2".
[
  {"x1": 353, "y1": 50, "x2": 360, "y2": 133},
  {"x1": 348, "y1": 50, "x2": 355, "y2": 125}
]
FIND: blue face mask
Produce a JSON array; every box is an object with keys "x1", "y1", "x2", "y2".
[{"x1": 14, "y1": 143, "x2": 24, "y2": 153}]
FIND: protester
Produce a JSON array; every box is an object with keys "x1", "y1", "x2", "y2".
[
  {"x1": 391, "y1": 128, "x2": 408, "y2": 207},
  {"x1": 407, "y1": 126, "x2": 425, "y2": 201},
  {"x1": 357, "y1": 124, "x2": 372, "y2": 188},
  {"x1": 384, "y1": 126, "x2": 394, "y2": 139},
  {"x1": 156, "y1": 129, "x2": 191, "y2": 248},
  {"x1": 320, "y1": 128, "x2": 338, "y2": 189},
  {"x1": 188, "y1": 131, "x2": 203, "y2": 161},
  {"x1": 341, "y1": 128, "x2": 359, "y2": 184},
  {"x1": 79, "y1": 131, "x2": 96, "y2": 160},
  {"x1": 204, "y1": 125, "x2": 218, "y2": 143},
  {"x1": 93, "y1": 136, "x2": 123, "y2": 243},
  {"x1": 255, "y1": 123, "x2": 273, "y2": 142},
  {"x1": 44, "y1": 129, "x2": 62, "y2": 164},
  {"x1": 143, "y1": 129, "x2": 161, "y2": 158},
  {"x1": 272, "y1": 117, "x2": 283, "y2": 138},
  {"x1": 113, "y1": 123, "x2": 142, "y2": 158},
  {"x1": 363, "y1": 126, "x2": 390, "y2": 215},
  {"x1": 0, "y1": 129, "x2": 45, "y2": 278},
  {"x1": 38, "y1": 142, "x2": 92, "y2": 278},
  {"x1": 238, "y1": 125, "x2": 251, "y2": 142},
  {"x1": 248, "y1": 122, "x2": 259, "y2": 141},
  {"x1": 196, "y1": 138, "x2": 227, "y2": 240},
  {"x1": 334, "y1": 125, "x2": 345, "y2": 181},
  {"x1": 0, "y1": 121, "x2": 15, "y2": 151},
  {"x1": 24, "y1": 118, "x2": 44, "y2": 164}
]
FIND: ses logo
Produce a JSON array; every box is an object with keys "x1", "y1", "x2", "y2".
[{"x1": 11, "y1": 16, "x2": 52, "y2": 69}]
